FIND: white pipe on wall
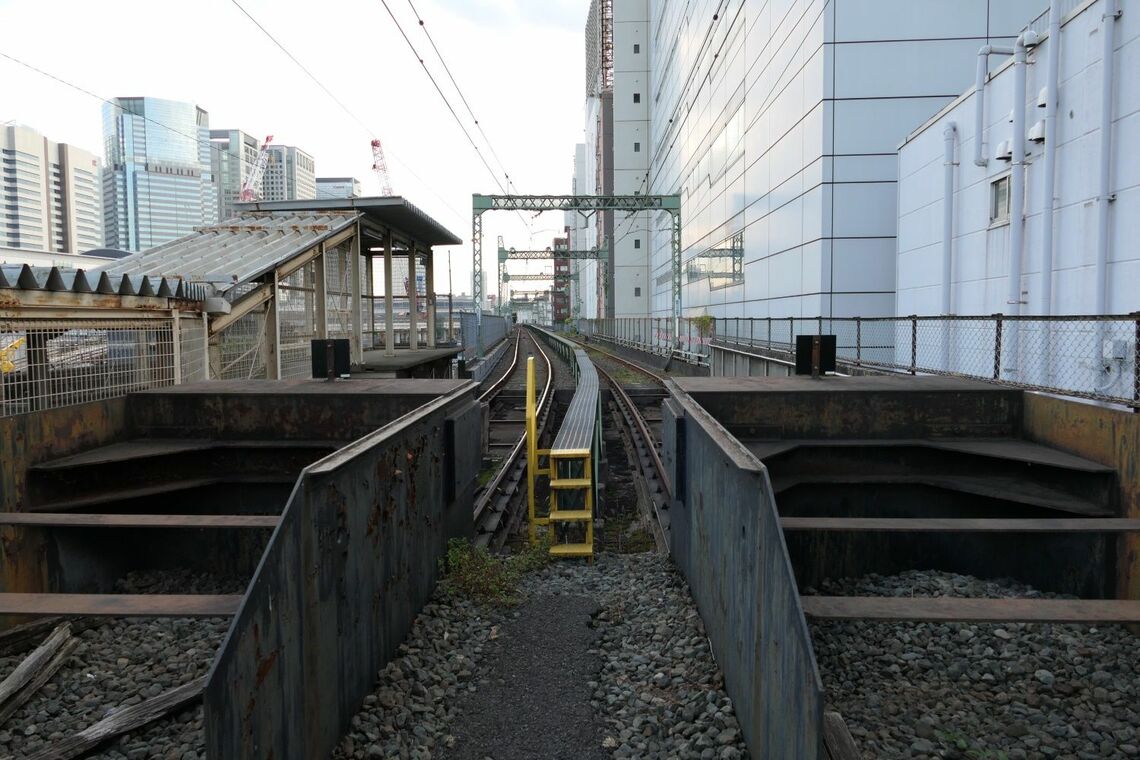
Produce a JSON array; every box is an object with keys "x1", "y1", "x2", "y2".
[
  {"x1": 941, "y1": 123, "x2": 958, "y2": 315},
  {"x1": 1004, "y1": 33, "x2": 1035, "y2": 378},
  {"x1": 1095, "y1": 0, "x2": 1119, "y2": 318},
  {"x1": 974, "y1": 45, "x2": 1016, "y2": 167},
  {"x1": 1039, "y1": 1, "x2": 1062, "y2": 317}
]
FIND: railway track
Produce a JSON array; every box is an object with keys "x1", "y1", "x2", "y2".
[
  {"x1": 566, "y1": 337, "x2": 673, "y2": 552},
  {"x1": 473, "y1": 328, "x2": 568, "y2": 548}
]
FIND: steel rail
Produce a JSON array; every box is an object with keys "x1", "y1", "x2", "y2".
[
  {"x1": 478, "y1": 329, "x2": 521, "y2": 403},
  {"x1": 473, "y1": 327, "x2": 556, "y2": 542}
]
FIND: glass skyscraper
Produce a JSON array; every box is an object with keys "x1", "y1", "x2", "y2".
[{"x1": 102, "y1": 97, "x2": 218, "y2": 251}]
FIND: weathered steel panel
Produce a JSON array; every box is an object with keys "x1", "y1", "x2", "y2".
[
  {"x1": 204, "y1": 386, "x2": 480, "y2": 759},
  {"x1": 1021, "y1": 394, "x2": 1140, "y2": 601},
  {"x1": 664, "y1": 382, "x2": 824, "y2": 758}
]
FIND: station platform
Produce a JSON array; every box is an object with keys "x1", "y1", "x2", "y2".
[{"x1": 357, "y1": 346, "x2": 463, "y2": 378}]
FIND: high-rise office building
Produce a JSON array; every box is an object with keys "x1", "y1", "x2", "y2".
[
  {"x1": 316, "y1": 177, "x2": 362, "y2": 199},
  {"x1": 263, "y1": 145, "x2": 316, "y2": 201},
  {"x1": 210, "y1": 129, "x2": 261, "y2": 221},
  {"x1": 1, "y1": 124, "x2": 102, "y2": 253},
  {"x1": 102, "y1": 96, "x2": 217, "y2": 251}
]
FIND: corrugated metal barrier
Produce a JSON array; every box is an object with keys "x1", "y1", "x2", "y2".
[{"x1": 663, "y1": 387, "x2": 825, "y2": 758}]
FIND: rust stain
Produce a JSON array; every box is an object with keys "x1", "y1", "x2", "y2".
[{"x1": 255, "y1": 649, "x2": 279, "y2": 688}]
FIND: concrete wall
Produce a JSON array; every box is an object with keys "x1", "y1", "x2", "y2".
[
  {"x1": 205, "y1": 384, "x2": 482, "y2": 759},
  {"x1": 898, "y1": 0, "x2": 1140, "y2": 318},
  {"x1": 646, "y1": 0, "x2": 1043, "y2": 320},
  {"x1": 664, "y1": 387, "x2": 824, "y2": 758}
]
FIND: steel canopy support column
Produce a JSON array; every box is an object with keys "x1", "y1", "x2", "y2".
[
  {"x1": 314, "y1": 244, "x2": 328, "y2": 339},
  {"x1": 426, "y1": 249, "x2": 436, "y2": 348},
  {"x1": 671, "y1": 209, "x2": 682, "y2": 347},
  {"x1": 409, "y1": 246, "x2": 419, "y2": 352},
  {"x1": 350, "y1": 229, "x2": 363, "y2": 364},
  {"x1": 384, "y1": 228, "x2": 395, "y2": 357},
  {"x1": 472, "y1": 209, "x2": 484, "y2": 356}
]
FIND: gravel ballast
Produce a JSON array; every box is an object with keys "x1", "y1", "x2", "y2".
[
  {"x1": 336, "y1": 552, "x2": 749, "y2": 760},
  {"x1": 0, "y1": 570, "x2": 243, "y2": 760},
  {"x1": 809, "y1": 570, "x2": 1140, "y2": 760}
]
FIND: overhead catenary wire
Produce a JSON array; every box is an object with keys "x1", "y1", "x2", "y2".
[
  {"x1": 404, "y1": 0, "x2": 519, "y2": 194},
  {"x1": 225, "y1": 0, "x2": 467, "y2": 226}
]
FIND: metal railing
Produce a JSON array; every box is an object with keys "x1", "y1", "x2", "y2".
[
  {"x1": 1, "y1": 313, "x2": 207, "y2": 417},
  {"x1": 582, "y1": 314, "x2": 1140, "y2": 410}
]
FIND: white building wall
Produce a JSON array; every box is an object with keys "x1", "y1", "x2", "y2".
[
  {"x1": 646, "y1": 0, "x2": 1044, "y2": 321},
  {"x1": 898, "y1": 0, "x2": 1139, "y2": 318},
  {"x1": 612, "y1": 0, "x2": 652, "y2": 318}
]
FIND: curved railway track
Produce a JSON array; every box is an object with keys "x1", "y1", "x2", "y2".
[{"x1": 472, "y1": 328, "x2": 560, "y2": 548}]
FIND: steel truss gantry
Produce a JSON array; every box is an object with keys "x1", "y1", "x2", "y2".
[{"x1": 472, "y1": 193, "x2": 681, "y2": 355}]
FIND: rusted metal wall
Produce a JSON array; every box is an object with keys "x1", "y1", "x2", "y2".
[
  {"x1": 1021, "y1": 395, "x2": 1140, "y2": 601},
  {"x1": 0, "y1": 398, "x2": 128, "y2": 600},
  {"x1": 204, "y1": 385, "x2": 481, "y2": 759},
  {"x1": 663, "y1": 383, "x2": 824, "y2": 758}
]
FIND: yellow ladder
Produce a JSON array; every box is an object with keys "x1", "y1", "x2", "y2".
[{"x1": 525, "y1": 357, "x2": 593, "y2": 559}]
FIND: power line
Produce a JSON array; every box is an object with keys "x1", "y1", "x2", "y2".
[
  {"x1": 226, "y1": 0, "x2": 467, "y2": 226},
  {"x1": 404, "y1": 0, "x2": 519, "y2": 194},
  {"x1": 375, "y1": 0, "x2": 507, "y2": 195}
]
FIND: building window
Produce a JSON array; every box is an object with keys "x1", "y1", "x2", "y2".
[
  {"x1": 634, "y1": 287, "x2": 641, "y2": 297},
  {"x1": 633, "y1": 93, "x2": 641, "y2": 103},
  {"x1": 634, "y1": 44, "x2": 640, "y2": 54},
  {"x1": 990, "y1": 176, "x2": 1010, "y2": 225},
  {"x1": 634, "y1": 239, "x2": 641, "y2": 249},
  {"x1": 634, "y1": 142, "x2": 641, "y2": 152}
]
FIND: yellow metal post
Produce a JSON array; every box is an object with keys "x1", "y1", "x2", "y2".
[{"x1": 525, "y1": 356, "x2": 537, "y2": 543}]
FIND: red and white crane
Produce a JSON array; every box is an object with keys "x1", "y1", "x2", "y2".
[
  {"x1": 371, "y1": 138, "x2": 394, "y2": 196},
  {"x1": 239, "y1": 134, "x2": 274, "y2": 202}
]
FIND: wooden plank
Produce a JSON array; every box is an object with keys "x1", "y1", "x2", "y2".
[
  {"x1": 0, "y1": 594, "x2": 242, "y2": 617},
  {"x1": 0, "y1": 617, "x2": 92, "y2": 658},
  {"x1": 823, "y1": 711, "x2": 861, "y2": 760},
  {"x1": 801, "y1": 596, "x2": 1140, "y2": 623},
  {"x1": 0, "y1": 513, "x2": 279, "y2": 529},
  {"x1": 780, "y1": 517, "x2": 1140, "y2": 533},
  {"x1": 0, "y1": 623, "x2": 71, "y2": 705},
  {"x1": 26, "y1": 676, "x2": 206, "y2": 760},
  {"x1": 0, "y1": 638, "x2": 79, "y2": 725}
]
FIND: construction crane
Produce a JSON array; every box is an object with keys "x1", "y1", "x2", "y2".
[
  {"x1": 239, "y1": 134, "x2": 274, "y2": 202},
  {"x1": 371, "y1": 139, "x2": 394, "y2": 196}
]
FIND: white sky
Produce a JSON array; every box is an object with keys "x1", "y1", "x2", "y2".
[{"x1": 0, "y1": 0, "x2": 590, "y2": 295}]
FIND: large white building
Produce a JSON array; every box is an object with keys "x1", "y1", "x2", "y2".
[
  {"x1": 210, "y1": 129, "x2": 262, "y2": 221},
  {"x1": 578, "y1": 0, "x2": 1047, "y2": 320},
  {"x1": 1, "y1": 124, "x2": 102, "y2": 253},
  {"x1": 263, "y1": 145, "x2": 316, "y2": 202},
  {"x1": 316, "y1": 177, "x2": 362, "y2": 199},
  {"x1": 897, "y1": 0, "x2": 1136, "y2": 319},
  {"x1": 103, "y1": 97, "x2": 218, "y2": 252}
]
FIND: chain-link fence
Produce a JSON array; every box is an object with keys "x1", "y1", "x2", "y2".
[
  {"x1": 0, "y1": 316, "x2": 195, "y2": 417},
  {"x1": 579, "y1": 314, "x2": 1140, "y2": 409}
]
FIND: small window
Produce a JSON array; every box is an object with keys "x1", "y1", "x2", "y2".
[
  {"x1": 634, "y1": 239, "x2": 641, "y2": 249},
  {"x1": 633, "y1": 93, "x2": 641, "y2": 103},
  {"x1": 990, "y1": 176, "x2": 1010, "y2": 225},
  {"x1": 634, "y1": 43, "x2": 640, "y2": 54},
  {"x1": 634, "y1": 287, "x2": 642, "y2": 297},
  {"x1": 634, "y1": 142, "x2": 641, "y2": 152}
]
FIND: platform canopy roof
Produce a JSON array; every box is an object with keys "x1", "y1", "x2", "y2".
[{"x1": 97, "y1": 198, "x2": 460, "y2": 296}]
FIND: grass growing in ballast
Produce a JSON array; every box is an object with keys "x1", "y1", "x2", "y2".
[{"x1": 439, "y1": 536, "x2": 552, "y2": 605}]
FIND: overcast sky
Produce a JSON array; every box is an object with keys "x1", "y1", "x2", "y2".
[{"x1": 0, "y1": 0, "x2": 589, "y2": 295}]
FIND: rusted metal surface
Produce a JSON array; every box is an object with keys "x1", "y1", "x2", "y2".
[
  {"x1": 802, "y1": 596, "x2": 1140, "y2": 623},
  {"x1": 1021, "y1": 394, "x2": 1140, "y2": 601},
  {"x1": 0, "y1": 514, "x2": 279, "y2": 528},
  {"x1": 204, "y1": 383, "x2": 481, "y2": 760},
  {"x1": 675, "y1": 375, "x2": 1023, "y2": 440},
  {"x1": 0, "y1": 593, "x2": 241, "y2": 616},
  {"x1": 663, "y1": 381, "x2": 824, "y2": 759},
  {"x1": 780, "y1": 517, "x2": 1140, "y2": 532}
]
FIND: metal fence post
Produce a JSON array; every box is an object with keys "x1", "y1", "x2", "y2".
[
  {"x1": 750, "y1": 318, "x2": 754, "y2": 346},
  {"x1": 910, "y1": 315, "x2": 918, "y2": 375},
  {"x1": 855, "y1": 317, "x2": 862, "y2": 366},
  {"x1": 818, "y1": 316, "x2": 823, "y2": 336},
  {"x1": 789, "y1": 317, "x2": 794, "y2": 350},
  {"x1": 993, "y1": 313, "x2": 1003, "y2": 380},
  {"x1": 1133, "y1": 312, "x2": 1139, "y2": 412}
]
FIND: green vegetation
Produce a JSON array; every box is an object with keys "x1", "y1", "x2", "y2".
[
  {"x1": 691, "y1": 314, "x2": 715, "y2": 336},
  {"x1": 438, "y1": 536, "x2": 552, "y2": 605},
  {"x1": 934, "y1": 729, "x2": 1011, "y2": 760}
]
